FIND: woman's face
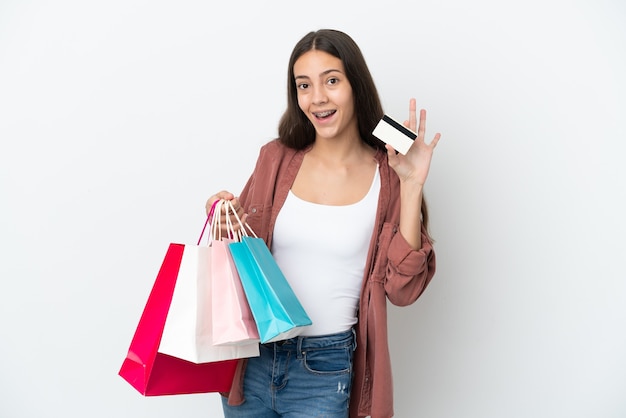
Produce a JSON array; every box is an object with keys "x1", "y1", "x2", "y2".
[{"x1": 293, "y1": 50, "x2": 358, "y2": 143}]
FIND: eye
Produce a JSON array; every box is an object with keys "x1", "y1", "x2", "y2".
[
  {"x1": 327, "y1": 77, "x2": 339, "y2": 85},
  {"x1": 297, "y1": 82, "x2": 309, "y2": 90}
]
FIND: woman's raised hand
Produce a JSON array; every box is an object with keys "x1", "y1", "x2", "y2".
[{"x1": 386, "y1": 98, "x2": 441, "y2": 186}]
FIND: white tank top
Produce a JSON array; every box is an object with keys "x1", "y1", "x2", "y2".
[{"x1": 271, "y1": 166, "x2": 380, "y2": 336}]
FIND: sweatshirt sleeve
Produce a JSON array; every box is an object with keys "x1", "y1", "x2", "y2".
[{"x1": 384, "y1": 223, "x2": 436, "y2": 306}]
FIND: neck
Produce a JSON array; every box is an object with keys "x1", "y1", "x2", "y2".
[{"x1": 310, "y1": 135, "x2": 372, "y2": 165}]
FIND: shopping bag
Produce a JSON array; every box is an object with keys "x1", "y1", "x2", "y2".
[
  {"x1": 210, "y1": 200, "x2": 260, "y2": 345},
  {"x1": 229, "y1": 235, "x2": 312, "y2": 343},
  {"x1": 118, "y1": 243, "x2": 238, "y2": 396},
  {"x1": 156, "y1": 242, "x2": 260, "y2": 363}
]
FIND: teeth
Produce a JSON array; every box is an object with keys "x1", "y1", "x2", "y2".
[{"x1": 315, "y1": 110, "x2": 334, "y2": 118}]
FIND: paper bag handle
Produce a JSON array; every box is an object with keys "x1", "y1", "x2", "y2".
[
  {"x1": 224, "y1": 199, "x2": 258, "y2": 239},
  {"x1": 197, "y1": 199, "x2": 221, "y2": 245},
  {"x1": 197, "y1": 199, "x2": 258, "y2": 246}
]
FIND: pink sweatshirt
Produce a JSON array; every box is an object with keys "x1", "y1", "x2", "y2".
[{"x1": 223, "y1": 139, "x2": 436, "y2": 418}]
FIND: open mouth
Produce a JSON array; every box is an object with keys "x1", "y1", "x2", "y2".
[{"x1": 313, "y1": 110, "x2": 336, "y2": 119}]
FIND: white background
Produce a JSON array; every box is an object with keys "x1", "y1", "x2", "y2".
[{"x1": 1, "y1": 0, "x2": 625, "y2": 417}]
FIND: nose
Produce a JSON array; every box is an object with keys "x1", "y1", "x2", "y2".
[{"x1": 311, "y1": 85, "x2": 328, "y2": 105}]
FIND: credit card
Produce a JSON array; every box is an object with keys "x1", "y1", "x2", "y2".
[{"x1": 372, "y1": 114, "x2": 416, "y2": 155}]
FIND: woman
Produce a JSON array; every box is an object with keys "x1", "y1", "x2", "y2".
[{"x1": 206, "y1": 29, "x2": 440, "y2": 418}]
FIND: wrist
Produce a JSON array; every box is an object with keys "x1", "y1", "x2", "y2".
[{"x1": 399, "y1": 177, "x2": 424, "y2": 195}]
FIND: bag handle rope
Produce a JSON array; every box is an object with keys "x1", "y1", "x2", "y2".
[{"x1": 196, "y1": 199, "x2": 257, "y2": 246}]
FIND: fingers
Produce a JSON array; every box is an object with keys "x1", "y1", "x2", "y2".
[
  {"x1": 205, "y1": 191, "x2": 248, "y2": 234},
  {"x1": 205, "y1": 195, "x2": 248, "y2": 238},
  {"x1": 215, "y1": 190, "x2": 235, "y2": 201},
  {"x1": 409, "y1": 98, "x2": 417, "y2": 132},
  {"x1": 419, "y1": 109, "x2": 441, "y2": 148},
  {"x1": 385, "y1": 144, "x2": 399, "y2": 167},
  {"x1": 418, "y1": 109, "x2": 426, "y2": 139},
  {"x1": 403, "y1": 98, "x2": 418, "y2": 132},
  {"x1": 229, "y1": 198, "x2": 246, "y2": 221},
  {"x1": 205, "y1": 190, "x2": 235, "y2": 215},
  {"x1": 418, "y1": 109, "x2": 442, "y2": 148},
  {"x1": 429, "y1": 132, "x2": 442, "y2": 148},
  {"x1": 205, "y1": 199, "x2": 217, "y2": 215},
  {"x1": 222, "y1": 199, "x2": 246, "y2": 235}
]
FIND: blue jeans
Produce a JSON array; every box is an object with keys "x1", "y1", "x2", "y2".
[{"x1": 221, "y1": 329, "x2": 356, "y2": 418}]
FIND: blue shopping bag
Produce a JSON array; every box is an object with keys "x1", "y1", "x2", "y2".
[{"x1": 229, "y1": 236, "x2": 312, "y2": 343}]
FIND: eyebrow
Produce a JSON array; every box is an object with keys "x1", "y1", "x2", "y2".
[{"x1": 294, "y1": 68, "x2": 343, "y2": 80}]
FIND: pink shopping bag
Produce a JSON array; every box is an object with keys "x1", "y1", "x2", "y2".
[
  {"x1": 210, "y1": 199, "x2": 260, "y2": 345},
  {"x1": 211, "y1": 239, "x2": 260, "y2": 345}
]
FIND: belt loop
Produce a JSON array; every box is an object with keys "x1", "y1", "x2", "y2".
[
  {"x1": 297, "y1": 335, "x2": 304, "y2": 357},
  {"x1": 351, "y1": 328, "x2": 357, "y2": 352}
]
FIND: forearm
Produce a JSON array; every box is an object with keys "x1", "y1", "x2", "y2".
[{"x1": 398, "y1": 179, "x2": 424, "y2": 250}]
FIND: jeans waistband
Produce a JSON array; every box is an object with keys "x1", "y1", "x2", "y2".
[{"x1": 262, "y1": 328, "x2": 356, "y2": 352}]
